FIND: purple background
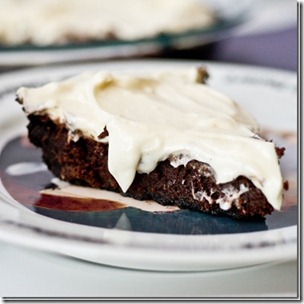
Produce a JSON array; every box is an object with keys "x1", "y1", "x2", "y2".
[{"x1": 160, "y1": 26, "x2": 297, "y2": 72}]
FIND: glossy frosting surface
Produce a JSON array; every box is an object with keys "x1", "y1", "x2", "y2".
[{"x1": 17, "y1": 68, "x2": 283, "y2": 210}]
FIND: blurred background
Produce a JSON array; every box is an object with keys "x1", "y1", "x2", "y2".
[
  {"x1": 161, "y1": 0, "x2": 297, "y2": 71},
  {"x1": 0, "y1": 0, "x2": 297, "y2": 72}
]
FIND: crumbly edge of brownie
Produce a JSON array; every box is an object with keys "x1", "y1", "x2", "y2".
[{"x1": 24, "y1": 113, "x2": 275, "y2": 220}]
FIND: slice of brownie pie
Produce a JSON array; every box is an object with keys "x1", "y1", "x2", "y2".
[{"x1": 16, "y1": 67, "x2": 284, "y2": 219}]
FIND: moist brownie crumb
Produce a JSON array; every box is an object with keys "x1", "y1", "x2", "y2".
[{"x1": 26, "y1": 114, "x2": 275, "y2": 219}]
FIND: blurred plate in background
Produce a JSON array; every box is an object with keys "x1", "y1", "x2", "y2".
[{"x1": 0, "y1": 0, "x2": 251, "y2": 66}]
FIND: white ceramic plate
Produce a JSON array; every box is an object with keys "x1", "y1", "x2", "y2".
[
  {"x1": 0, "y1": 61, "x2": 297, "y2": 271},
  {"x1": 0, "y1": 0, "x2": 251, "y2": 66}
]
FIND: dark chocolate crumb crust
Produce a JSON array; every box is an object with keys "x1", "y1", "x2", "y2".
[{"x1": 26, "y1": 114, "x2": 275, "y2": 220}]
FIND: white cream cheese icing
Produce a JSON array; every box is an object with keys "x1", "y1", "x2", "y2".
[
  {"x1": 17, "y1": 68, "x2": 283, "y2": 210},
  {"x1": 0, "y1": 0, "x2": 215, "y2": 45}
]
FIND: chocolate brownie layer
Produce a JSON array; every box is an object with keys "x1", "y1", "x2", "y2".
[{"x1": 27, "y1": 114, "x2": 274, "y2": 219}]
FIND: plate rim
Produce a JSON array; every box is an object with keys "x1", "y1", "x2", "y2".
[
  {"x1": 0, "y1": 60, "x2": 298, "y2": 270},
  {"x1": 0, "y1": 58, "x2": 297, "y2": 79}
]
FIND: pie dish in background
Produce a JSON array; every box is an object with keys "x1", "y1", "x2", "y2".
[{"x1": 0, "y1": 0, "x2": 251, "y2": 65}]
